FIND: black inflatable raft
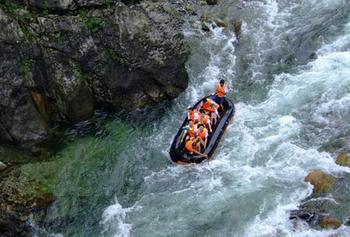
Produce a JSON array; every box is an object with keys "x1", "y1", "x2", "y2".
[{"x1": 169, "y1": 96, "x2": 235, "y2": 164}]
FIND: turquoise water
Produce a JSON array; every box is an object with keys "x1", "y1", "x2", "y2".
[{"x1": 36, "y1": 0, "x2": 350, "y2": 236}]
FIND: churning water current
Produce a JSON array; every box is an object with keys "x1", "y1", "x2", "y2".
[
  {"x1": 40, "y1": 0, "x2": 350, "y2": 236},
  {"x1": 100, "y1": 1, "x2": 350, "y2": 236}
]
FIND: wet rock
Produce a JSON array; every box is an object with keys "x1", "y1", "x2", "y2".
[
  {"x1": 309, "y1": 52, "x2": 317, "y2": 60},
  {"x1": 289, "y1": 209, "x2": 315, "y2": 222},
  {"x1": 319, "y1": 137, "x2": 348, "y2": 153},
  {"x1": 0, "y1": 161, "x2": 7, "y2": 172},
  {"x1": 335, "y1": 153, "x2": 350, "y2": 167},
  {"x1": 202, "y1": 21, "x2": 211, "y2": 31},
  {"x1": 304, "y1": 170, "x2": 336, "y2": 195},
  {"x1": 215, "y1": 19, "x2": 226, "y2": 28},
  {"x1": 0, "y1": 161, "x2": 57, "y2": 236},
  {"x1": 233, "y1": 21, "x2": 242, "y2": 37},
  {"x1": 0, "y1": 209, "x2": 31, "y2": 237},
  {"x1": 290, "y1": 198, "x2": 338, "y2": 229},
  {"x1": 293, "y1": 171, "x2": 350, "y2": 231},
  {"x1": 319, "y1": 217, "x2": 342, "y2": 229},
  {"x1": 206, "y1": 0, "x2": 218, "y2": 5},
  {"x1": 345, "y1": 217, "x2": 350, "y2": 226}
]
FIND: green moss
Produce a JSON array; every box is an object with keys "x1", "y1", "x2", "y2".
[
  {"x1": 20, "y1": 59, "x2": 33, "y2": 77},
  {"x1": 43, "y1": 0, "x2": 49, "y2": 16},
  {"x1": 79, "y1": 9, "x2": 104, "y2": 33},
  {"x1": 104, "y1": 0, "x2": 114, "y2": 7},
  {"x1": 1, "y1": 0, "x2": 24, "y2": 14},
  {"x1": 20, "y1": 25, "x2": 35, "y2": 41},
  {"x1": 105, "y1": 48, "x2": 124, "y2": 64}
]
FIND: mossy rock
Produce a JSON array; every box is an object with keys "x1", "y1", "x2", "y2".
[
  {"x1": 304, "y1": 170, "x2": 336, "y2": 195},
  {"x1": 319, "y1": 217, "x2": 342, "y2": 229},
  {"x1": 336, "y1": 153, "x2": 350, "y2": 167}
]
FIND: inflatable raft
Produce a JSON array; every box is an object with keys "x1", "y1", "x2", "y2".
[{"x1": 169, "y1": 96, "x2": 235, "y2": 164}]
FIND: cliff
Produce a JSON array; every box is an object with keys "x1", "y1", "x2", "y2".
[{"x1": 0, "y1": 0, "x2": 189, "y2": 149}]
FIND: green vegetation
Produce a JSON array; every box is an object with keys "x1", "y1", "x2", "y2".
[
  {"x1": 1, "y1": 0, "x2": 24, "y2": 14},
  {"x1": 20, "y1": 25, "x2": 35, "y2": 41},
  {"x1": 20, "y1": 59, "x2": 33, "y2": 77},
  {"x1": 43, "y1": 0, "x2": 49, "y2": 16},
  {"x1": 106, "y1": 48, "x2": 124, "y2": 64},
  {"x1": 104, "y1": 0, "x2": 114, "y2": 7},
  {"x1": 79, "y1": 9, "x2": 104, "y2": 33}
]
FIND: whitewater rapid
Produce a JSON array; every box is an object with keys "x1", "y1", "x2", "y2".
[{"x1": 101, "y1": 0, "x2": 350, "y2": 237}]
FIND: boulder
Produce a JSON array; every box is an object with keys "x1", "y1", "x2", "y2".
[
  {"x1": 319, "y1": 217, "x2": 342, "y2": 229},
  {"x1": 335, "y1": 153, "x2": 350, "y2": 167},
  {"x1": 304, "y1": 170, "x2": 336, "y2": 195}
]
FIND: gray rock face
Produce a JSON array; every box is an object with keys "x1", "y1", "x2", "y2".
[{"x1": 0, "y1": 0, "x2": 190, "y2": 148}]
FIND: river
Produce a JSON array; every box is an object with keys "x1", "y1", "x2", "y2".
[{"x1": 36, "y1": 0, "x2": 350, "y2": 236}]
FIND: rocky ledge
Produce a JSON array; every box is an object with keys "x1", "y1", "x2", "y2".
[{"x1": 0, "y1": 0, "x2": 190, "y2": 149}]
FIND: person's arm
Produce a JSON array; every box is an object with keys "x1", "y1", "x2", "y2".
[
  {"x1": 212, "y1": 101, "x2": 219, "y2": 109},
  {"x1": 215, "y1": 109, "x2": 220, "y2": 118},
  {"x1": 193, "y1": 150, "x2": 208, "y2": 158}
]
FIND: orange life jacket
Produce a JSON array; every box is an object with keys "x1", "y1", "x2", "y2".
[
  {"x1": 187, "y1": 125, "x2": 197, "y2": 137},
  {"x1": 216, "y1": 84, "x2": 227, "y2": 98},
  {"x1": 185, "y1": 140, "x2": 196, "y2": 153},
  {"x1": 198, "y1": 128, "x2": 208, "y2": 140},
  {"x1": 202, "y1": 100, "x2": 216, "y2": 113}
]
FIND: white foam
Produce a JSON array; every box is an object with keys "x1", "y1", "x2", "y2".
[{"x1": 100, "y1": 198, "x2": 132, "y2": 237}]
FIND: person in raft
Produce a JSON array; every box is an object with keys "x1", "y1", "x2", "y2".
[
  {"x1": 185, "y1": 119, "x2": 198, "y2": 140},
  {"x1": 213, "y1": 79, "x2": 228, "y2": 111},
  {"x1": 201, "y1": 98, "x2": 220, "y2": 125},
  {"x1": 197, "y1": 124, "x2": 208, "y2": 150},
  {"x1": 187, "y1": 107, "x2": 201, "y2": 123},
  {"x1": 201, "y1": 111, "x2": 212, "y2": 133},
  {"x1": 185, "y1": 137, "x2": 208, "y2": 157}
]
